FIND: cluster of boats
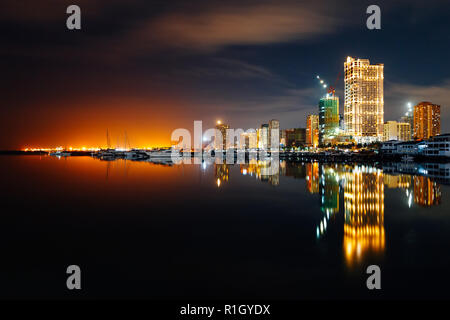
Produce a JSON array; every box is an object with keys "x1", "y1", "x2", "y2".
[{"x1": 92, "y1": 149, "x2": 174, "y2": 161}]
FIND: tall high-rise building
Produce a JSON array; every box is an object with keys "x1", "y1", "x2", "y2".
[
  {"x1": 413, "y1": 101, "x2": 440, "y2": 140},
  {"x1": 319, "y1": 95, "x2": 340, "y2": 145},
  {"x1": 306, "y1": 114, "x2": 319, "y2": 147},
  {"x1": 268, "y1": 119, "x2": 280, "y2": 151},
  {"x1": 215, "y1": 120, "x2": 229, "y2": 150},
  {"x1": 344, "y1": 57, "x2": 384, "y2": 143},
  {"x1": 258, "y1": 124, "x2": 269, "y2": 150}
]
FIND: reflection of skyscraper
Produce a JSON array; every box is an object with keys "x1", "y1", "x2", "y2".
[
  {"x1": 240, "y1": 160, "x2": 279, "y2": 186},
  {"x1": 215, "y1": 163, "x2": 229, "y2": 187},
  {"x1": 320, "y1": 165, "x2": 340, "y2": 214},
  {"x1": 343, "y1": 166, "x2": 385, "y2": 266},
  {"x1": 306, "y1": 115, "x2": 319, "y2": 147},
  {"x1": 215, "y1": 121, "x2": 229, "y2": 150},
  {"x1": 413, "y1": 176, "x2": 441, "y2": 207},
  {"x1": 344, "y1": 57, "x2": 384, "y2": 143},
  {"x1": 413, "y1": 102, "x2": 440, "y2": 140},
  {"x1": 383, "y1": 174, "x2": 411, "y2": 189},
  {"x1": 306, "y1": 162, "x2": 319, "y2": 194}
]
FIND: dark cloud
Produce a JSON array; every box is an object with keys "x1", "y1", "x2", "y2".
[{"x1": 0, "y1": 0, "x2": 450, "y2": 148}]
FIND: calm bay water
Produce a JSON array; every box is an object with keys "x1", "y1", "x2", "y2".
[{"x1": 1, "y1": 155, "x2": 450, "y2": 299}]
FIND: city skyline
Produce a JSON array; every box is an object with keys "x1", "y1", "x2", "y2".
[{"x1": 1, "y1": 0, "x2": 450, "y2": 150}]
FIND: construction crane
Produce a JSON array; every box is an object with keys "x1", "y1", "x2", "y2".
[{"x1": 316, "y1": 71, "x2": 341, "y2": 97}]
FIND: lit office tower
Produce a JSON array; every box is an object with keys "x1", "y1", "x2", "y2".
[
  {"x1": 268, "y1": 119, "x2": 280, "y2": 151},
  {"x1": 413, "y1": 101, "x2": 441, "y2": 140},
  {"x1": 383, "y1": 121, "x2": 411, "y2": 141},
  {"x1": 400, "y1": 115, "x2": 414, "y2": 140},
  {"x1": 258, "y1": 124, "x2": 269, "y2": 150},
  {"x1": 215, "y1": 120, "x2": 229, "y2": 150},
  {"x1": 344, "y1": 57, "x2": 384, "y2": 143},
  {"x1": 306, "y1": 115, "x2": 319, "y2": 147},
  {"x1": 319, "y1": 96, "x2": 339, "y2": 145}
]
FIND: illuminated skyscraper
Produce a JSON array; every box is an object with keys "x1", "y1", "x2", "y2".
[
  {"x1": 215, "y1": 121, "x2": 229, "y2": 150},
  {"x1": 258, "y1": 124, "x2": 269, "y2": 150},
  {"x1": 413, "y1": 102, "x2": 440, "y2": 140},
  {"x1": 319, "y1": 96, "x2": 340, "y2": 145},
  {"x1": 344, "y1": 57, "x2": 384, "y2": 143},
  {"x1": 306, "y1": 115, "x2": 319, "y2": 147},
  {"x1": 268, "y1": 119, "x2": 280, "y2": 151}
]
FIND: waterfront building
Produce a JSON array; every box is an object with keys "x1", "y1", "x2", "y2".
[
  {"x1": 258, "y1": 124, "x2": 269, "y2": 150},
  {"x1": 215, "y1": 121, "x2": 229, "y2": 150},
  {"x1": 400, "y1": 114, "x2": 414, "y2": 140},
  {"x1": 413, "y1": 101, "x2": 441, "y2": 140},
  {"x1": 268, "y1": 119, "x2": 280, "y2": 151},
  {"x1": 398, "y1": 122, "x2": 411, "y2": 141},
  {"x1": 383, "y1": 121, "x2": 411, "y2": 141},
  {"x1": 344, "y1": 57, "x2": 384, "y2": 143},
  {"x1": 319, "y1": 95, "x2": 340, "y2": 145},
  {"x1": 306, "y1": 115, "x2": 319, "y2": 147},
  {"x1": 285, "y1": 128, "x2": 306, "y2": 147},
  {"x1": 280, "y1": 129, "x2": 286, "y2": 148},
  {"x1": 422, "y1": 133, "x2": 450, "y2": 157}
]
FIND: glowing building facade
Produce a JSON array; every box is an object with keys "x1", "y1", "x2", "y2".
[
  {"x1": 383, "y1": 121, "x2": 411, "y2": 142},
  {"x1": 268, "y1": 119, "x2": 280, "y2": 151},
  {"x1": 319, "y1": 96, "x2": 340, "y2": 145},
  {"x1": 413, "y1": 101, "x2": 441, "y2": 140},
  {"x1": 258, "y1": 124, "x2": 269, "y2": 150},
  {"x1": 344, "y1": 57, "x2": 384, "y2": 143},
  {"x1": 215, "y1": 121, "x2": 229, "y2": 150},
  {"x1": 306, "y1": 114, "x2": 319, "y2": 147}
]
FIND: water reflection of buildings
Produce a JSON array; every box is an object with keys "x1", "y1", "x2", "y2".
[
  {"x1": 306, "y1": 162, "x2": 319, "y2": 194},
  {"x1": 413, "y1": 176, "x2": 441, "y2": 207},
  {"x1": 215, "y1": 164, "x2": 229, "y2": 187},
  {"x1": 239, "y1": 160, "x2": 280, "y2": 186},
  {"x1": 235, "y1": 160, "x2": 444, "y2": 266},
  {"x1": 383, "y1": 162, "x2": 444, "y2": 208},
  {"x1": 343, "y1": 166, "x2": 385, "y2": 266},
  {"x1": 316, "y1": 165, "x2": 341, "y2": 238}
]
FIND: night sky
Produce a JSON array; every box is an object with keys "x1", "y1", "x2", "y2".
[{"x1": 1, "y1": 0, "x2": 449, "y2": 149}]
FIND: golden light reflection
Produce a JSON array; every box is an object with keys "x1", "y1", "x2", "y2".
[
  {"x1": 414, "y1": 176, "x2": 441, "y2": 207},
  {"x1": 306, "y1": 162, "x2": 319, "y2": 194},
  {"x1": 343, "y1": 166, "x2": 385, "y2": 267}
]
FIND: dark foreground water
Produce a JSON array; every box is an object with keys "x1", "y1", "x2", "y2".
[{"x1": 1, "y1": 155, "x2": 450, "y2": 299}]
